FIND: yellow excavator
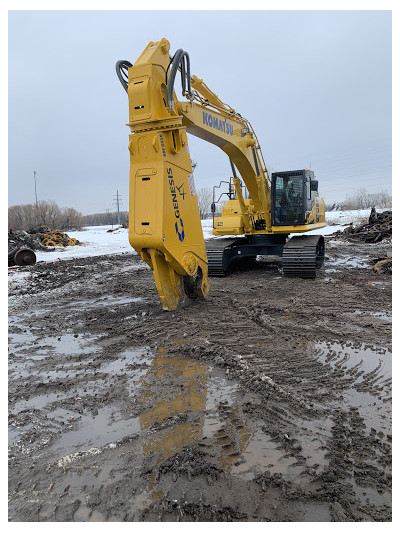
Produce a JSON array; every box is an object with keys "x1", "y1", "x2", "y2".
[{"x1": 116, "y1": 38, "x2": 326, "y2": 311}]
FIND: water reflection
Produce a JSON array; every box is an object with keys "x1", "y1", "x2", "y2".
[{"x1": 137, "y1": 349, "x2": 256, "y2": 497}]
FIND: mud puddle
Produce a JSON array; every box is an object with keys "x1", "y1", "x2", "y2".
[
  {"x1": 8, "y1": 332, "x2": 101, "y2": 381},
  {"x1": 316, "y1": 341, "x2": 391, "y2": 376},
  {"x1": 8, "y1": 245, "x2": 392, "y2": 521},
  {"x1": 71, "y1": 295, "x2": 145, "y2": 309},
  {"x1": 315, "y1": 341, "x2": 391, "y2": 437},
  {"x1": 36, "y1": 333, "x2": 100, "y2": 356},
  {"x1": 54, "y1": 405, "x2": 141, "y2": 456},
  {"x1": 47, "y1": 348, "x2": 318, "y2": 518},
  {"x1": 350, "y1": 310, "x2": 392, "y2": 323}
]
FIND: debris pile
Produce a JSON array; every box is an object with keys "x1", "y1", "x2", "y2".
[
  {"x1": 8, "y1": 229, "x2": 48, "y2": 253},
  {"x1": 336, "y1": 208, "x2": 392, "y2": 243},
  {"x1": 106, "y1": 225, "x2": 127, "y2": 233},
  {"x1": 28, "y1": 226, "x2": 79, "y2": 247},
  {"x1": 372, "y1": 251, "x2": 392, "y2": 275}
]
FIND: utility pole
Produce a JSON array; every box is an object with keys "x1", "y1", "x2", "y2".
[
  {"x1": 113, "y1": 190, "x2": 122, "y2": 226},
  {"x1": 105, "y1": 208, "x2": 112, "y2": 228},
  {"x1": 33, "y1": 171, "x2": 38, "y2": 208}
]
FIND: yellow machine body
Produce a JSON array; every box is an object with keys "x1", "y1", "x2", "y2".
[
  {"x1": 119, "y1": 38, "x2": 326, "y2": 310},
  {"x1": 213, "y1": 196, "x2": 326, "y2": 235}
]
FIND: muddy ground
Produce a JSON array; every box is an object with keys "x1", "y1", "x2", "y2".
[{"x1": 8, "y1": 236, "x2": 392, "y2": 522}]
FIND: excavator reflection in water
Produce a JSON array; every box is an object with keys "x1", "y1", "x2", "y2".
[
  {"x1": 137, "y1": 348, "x2": 253, "y2": 499},
  {"x1": 116, "y1": 38, "x2": 326, "y2": 310}
]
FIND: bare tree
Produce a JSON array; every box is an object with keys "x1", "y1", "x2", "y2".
[
  {"x1": 342, "y1": 188, "x2": 392, "y2": 210},
  {"x1": 196, "y1": 187, "x2": 213, "y2": 219},
  {"x1": 59, "y1": 207, "x2": 83, "y2": 230}
]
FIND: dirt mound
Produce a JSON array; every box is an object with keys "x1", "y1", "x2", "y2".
[
  {"x1": 336, "y1": 208, "x2": 392, "y2": 243},
  {"x1": 158, "y1": 445, "x2": 222, "y2": 480}
]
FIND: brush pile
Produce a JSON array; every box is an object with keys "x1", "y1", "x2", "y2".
[{"x1": 336, "y1": 208, "x2": 392, "y2": 243}]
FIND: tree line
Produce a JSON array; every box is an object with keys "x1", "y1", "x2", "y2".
[
  {"x1": 81, "y1": 211, "x2": 129, "y2": 226},
  {"x1": 326, "y1": 188, "x2": 392, "y2": 211},
  {"x1": 8, "y1": 201, "x2": 83, "y2": 231}
]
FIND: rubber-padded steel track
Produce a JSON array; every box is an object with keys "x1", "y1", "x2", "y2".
[{"x1": 282, "y1": 235, "x2": 325, "y2": 278}]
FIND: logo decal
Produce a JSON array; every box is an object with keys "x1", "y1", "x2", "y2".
[
  {"x1": 167, "y1": 167, "x2": 185, "y2": 242},
  {"x1": 175, "y1": 218, "x2": 185, "y2": 242},
  {"x1": 176, "y1": 183, "x2": 186, "y2": 199},
  {"x1": 159, "y1": 134, "x2": 166, "y2": 157},
  {"x1": 202, "y1": 111, "x2": 234, "y2": 136}
]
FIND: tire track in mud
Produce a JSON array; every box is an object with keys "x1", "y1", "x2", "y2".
[{"x1": 8, "y1": 239, "x2": 391, "y2": 521}]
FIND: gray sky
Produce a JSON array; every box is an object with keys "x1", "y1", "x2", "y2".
[{"x1": 8, "y1": 10, "x2": 392, "y2": 214}]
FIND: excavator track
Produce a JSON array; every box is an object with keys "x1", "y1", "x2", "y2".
[
  {"x1": 206, "y1": 238, "x2": 237, "y2": 277},
  {"x1": 207, "y1": 249, "x2": 227, "y2": 277},
  {"x1": 282, "y1": 235, "x2": 325, "y2": 278}
]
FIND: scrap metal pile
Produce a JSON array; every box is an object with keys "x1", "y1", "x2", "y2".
[
  {"x1": 8, "y1": 230, "x2": 46, "y2": 253},
  {"x1": 8, "y1": 230, "x2": 42, "y2": 266},
  {"x1": 337, "y1": 208, "x2": 392, "y2": 243},
  {"x1": 30, "y1": 226, "x2": 79, "y2": 247},
  {"x1": 8, "y1": 226, "x2": 80, "y2": 267}
]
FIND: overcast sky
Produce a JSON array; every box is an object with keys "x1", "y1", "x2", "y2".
[{"x1": 8, "y1": 10, "x2": 391, "y2": 214}]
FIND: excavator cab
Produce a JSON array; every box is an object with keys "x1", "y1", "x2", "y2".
[{"x1": 271, "y1": 169, "x2": 319, "y2": 226}]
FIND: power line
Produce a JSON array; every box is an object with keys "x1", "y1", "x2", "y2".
[{"x1": 33, "y1": 170, "x2": 38, "y2": 208}]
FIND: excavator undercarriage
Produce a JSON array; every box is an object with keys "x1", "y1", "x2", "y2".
[{"x1": 206, "y1": 234, "x2": 325, "y2": 279}]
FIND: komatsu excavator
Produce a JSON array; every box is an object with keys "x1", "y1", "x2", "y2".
[{"x1": 116, "y1": 38, "x2": 326, "y2": 311}]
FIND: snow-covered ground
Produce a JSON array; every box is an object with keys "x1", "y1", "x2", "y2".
[
  {"x1": 27, "y1": 209, "x2": 384, "y2": 264},
  {"x1": 325, "y1": 209, "x2": 374, "y2": 225},
  {"x1": 34, "y1": 225, "x2": 133, "y2": 262},
  {"x1": 33, "y1": 221, "x2": 219, "y2": 263}
]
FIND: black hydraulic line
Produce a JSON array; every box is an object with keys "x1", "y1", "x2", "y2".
[
  {"x1": 167, "y1": 49, "x2": 184, "y2": 110},
  {"x1": 167, "y1": 48, "x2": 192, "y2": 111},
  {"x1": 165, "y1": 53, "x2": 175, "y2": 84},
  {"x1": 180, "y1": 51, "x2": 192, "y2": 95},
  {"x1": 115, "y1": 60, "x2": 133, "y2": 93}
]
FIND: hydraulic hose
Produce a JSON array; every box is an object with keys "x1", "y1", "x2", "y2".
[
  {"x1": 167, "y1": 49, "x2": 192, "y2": 111},
  {"x1": 115, "y1": 60, "x2": 133, "y2": 93}
]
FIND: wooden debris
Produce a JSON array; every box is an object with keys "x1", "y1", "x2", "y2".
[{"x1": 335, "y1": 208, "x2": 392, "y2": 243}]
